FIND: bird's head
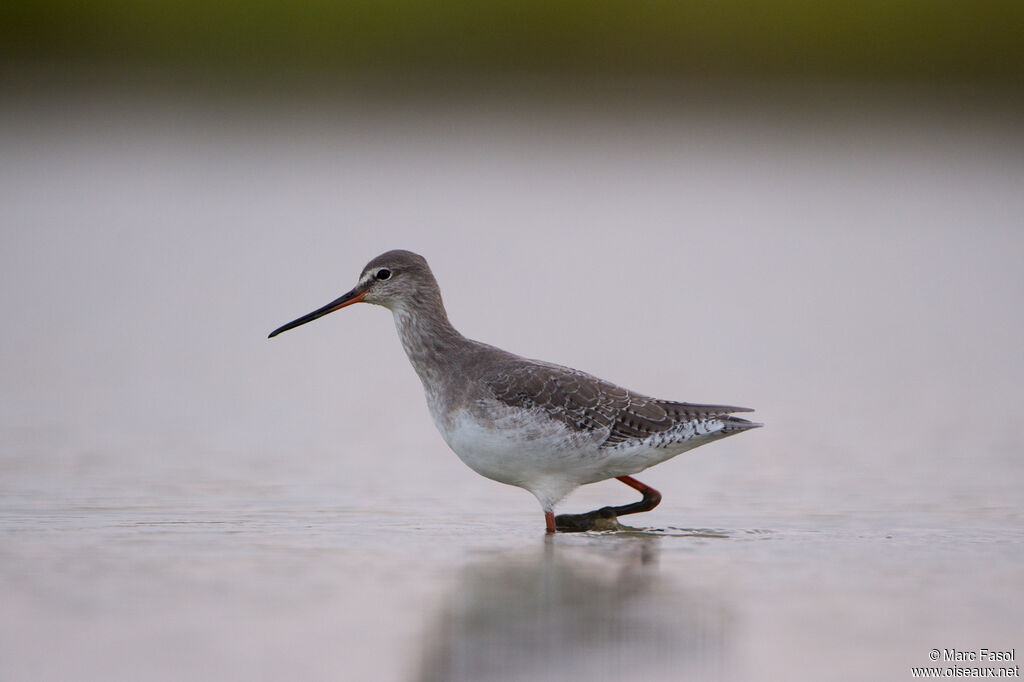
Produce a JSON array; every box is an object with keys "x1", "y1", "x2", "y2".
[{"x1": 268, "y1": 249, "x2": 440, "y2": 338}]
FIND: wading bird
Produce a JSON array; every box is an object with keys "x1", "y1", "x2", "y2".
[{"x1": 269, "y1": 250, "x2": 760, "y2": 533}]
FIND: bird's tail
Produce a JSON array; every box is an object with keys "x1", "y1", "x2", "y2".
[{"x1": 717, "y1": 414, "x2": 763, "y2": 433}]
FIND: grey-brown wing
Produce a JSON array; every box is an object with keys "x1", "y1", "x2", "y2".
[
  {"x1": 484, "y1": 360, "x2": 753, "y2": 446},
  {"x1": 484, "y1": 362, "x2": 627, "y2": 432},
  {"x1": 605, "y1": 398, "x2": 755, "y2": 445}
]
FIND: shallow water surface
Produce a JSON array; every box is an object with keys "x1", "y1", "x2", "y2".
[{"x1": 3, "y1": 478, "x2": 1019, "y2": 682}]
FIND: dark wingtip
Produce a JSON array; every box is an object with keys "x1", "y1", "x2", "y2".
[{"x1": 720, "y1": 415, "x2": 764, "y2": 431}]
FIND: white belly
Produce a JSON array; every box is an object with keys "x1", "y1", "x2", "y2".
[
  {"x1": 431, "y1": 400, "x2": 609, "y2": 508},
  {"x1": 426, "y1": 397, "x2": 721, "y2": 511}
]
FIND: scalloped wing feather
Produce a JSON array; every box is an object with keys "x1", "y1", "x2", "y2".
[{"x1": 484, "y1": 361, "x2": 756, "y2": 447}]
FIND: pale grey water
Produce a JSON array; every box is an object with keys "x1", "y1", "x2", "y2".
[{"x1": 1, "y1": 89, "x2": 1022, "y2": 681}]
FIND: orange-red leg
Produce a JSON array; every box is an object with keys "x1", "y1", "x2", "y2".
[
  {"x1": 613, "y1": 475, "x2": 662, "y2": 513},
  {"x1": 545, "y1": 511, "x2": 556, "y2": 534},
  {"x1": 552, "y1": 476, "x2": 662, "y2": 532}
]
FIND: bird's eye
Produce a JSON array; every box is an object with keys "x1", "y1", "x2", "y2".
[{"x1": 375, "y1": 268, "x2": 392, "y2": 281}]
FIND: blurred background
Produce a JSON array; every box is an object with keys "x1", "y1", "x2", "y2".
[
  {"x1": 3, "y1": 0, "x2": 1024, "y2": 85},
  {"x1": 2, "y1": 3, "x2": 1023, "y2": 682}
]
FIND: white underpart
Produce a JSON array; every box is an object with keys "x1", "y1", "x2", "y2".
[{"x1": 433, "y1": 399, "x2": 730, "y2": 512}]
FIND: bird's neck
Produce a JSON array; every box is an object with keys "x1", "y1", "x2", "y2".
[{"x1": 391, "y1": 301, "x2": 466, "y2": 390}]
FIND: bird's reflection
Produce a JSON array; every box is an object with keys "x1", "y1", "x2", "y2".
[{"x1": 417, "y1": 536, "x2": 730, "y2": 682}]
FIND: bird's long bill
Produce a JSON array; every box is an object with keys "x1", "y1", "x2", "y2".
[{"x1": 268, "y1": 288, "x2": 367, "y2": 338}]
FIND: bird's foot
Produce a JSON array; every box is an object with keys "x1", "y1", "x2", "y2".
[{"x1": 554, "y1": 506, "x2": 623, "y2": 532}]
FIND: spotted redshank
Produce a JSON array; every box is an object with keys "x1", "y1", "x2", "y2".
[{"x1": 269, "y1": 250, "x2": 760, "y2": 533}]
